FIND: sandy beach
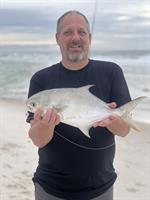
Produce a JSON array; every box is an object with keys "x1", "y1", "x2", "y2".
[{"x1": 0, "y1": 99, "x2": 150, "y2": 200}]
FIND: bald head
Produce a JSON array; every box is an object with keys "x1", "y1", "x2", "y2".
[{"x1": 56, "y1": 10, "x2": 90, "y2": 34}]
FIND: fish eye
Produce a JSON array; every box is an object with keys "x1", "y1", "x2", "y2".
[{"x1": 30, "y1": 102, "x2": 36, "y2": 107}]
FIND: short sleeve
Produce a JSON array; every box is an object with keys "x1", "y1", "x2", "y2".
[{"x1": 110, "y1": 65, "x2": 131, "y2": 107}]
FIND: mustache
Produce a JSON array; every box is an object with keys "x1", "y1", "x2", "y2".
[{"x1": 69, "y1": 41, "x2": 83, "y2": 46}]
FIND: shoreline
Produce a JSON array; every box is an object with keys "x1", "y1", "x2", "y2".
[{"x1": 0, "y1": 99, "x2": 150, "y2": 200}]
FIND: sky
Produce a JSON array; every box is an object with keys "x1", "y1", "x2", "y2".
[{"x1": 1, "y1": 0, "x2": 150, "y2": 50}]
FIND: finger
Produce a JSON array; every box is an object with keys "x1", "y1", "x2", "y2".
[
  {"x1": 34, "y1": 108, "x2": 43, "y2": 120},
  {"x1": 42, "y1": 108, "x2": 60, "y2": 126},
  {"x1": 93, "y1": 118, "x2": 112, "y2": 127},
  {"x1": 93, "y1": 120, "x2": 106, "y2": 127},
  {"x1": 93, "y1": 122, "x2": 100, "y2": 128},
  {"x1": 42, "y1": 108, "x2": 53, "y2": 124},
  {"x1": 107, "y1": 102, "x2": 117, "y2": 109},
  {"x1": 99, "y1": 119, "x2": 112, "y2": 127},
  {"x1": 55, "y1": 114, "x2": 61, "y2": 125},
  {"x1": 103, "y1": 119, "x2": 113, "y2": 126},
  {"x1": 109, "y1": 115, "x2": 119, "y2": 121},
  {"x1": 48, "y1": 108, "x2": 58, "y2": 125}
]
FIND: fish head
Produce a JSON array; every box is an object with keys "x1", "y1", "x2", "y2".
[
  {"x1": 26, "y1": 100, "x2": 40, "y2": 113},
  {"x1": 26, "y1": 93, "x2": 46, "y2": 113},
  {"x1": 26, "y1": 89, "x2": 57, "y2": 114},
  {"x1": 26, "y1": 98, "x2": 41, "y2": 113}
]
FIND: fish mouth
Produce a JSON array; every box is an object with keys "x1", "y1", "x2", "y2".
[{"x1": 26, "y1": 103, "x2": 34, "y2": 113}]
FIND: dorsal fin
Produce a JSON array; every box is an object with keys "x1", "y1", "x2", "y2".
[{"x1": 76, "y1": 85, "x2": 94, "y2": 92}]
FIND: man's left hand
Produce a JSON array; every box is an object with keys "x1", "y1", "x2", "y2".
[{"x1": 92, "y1": 102, "x2": 130, "y2": 137}]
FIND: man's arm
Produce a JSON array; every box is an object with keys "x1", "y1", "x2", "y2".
[{"x1": 28, "y1": 108, "x2": 60, "y2": 148}]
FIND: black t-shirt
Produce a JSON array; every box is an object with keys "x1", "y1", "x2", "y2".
[{"x1": 26, "y1": 59, "x2": 131, "y2": 200}]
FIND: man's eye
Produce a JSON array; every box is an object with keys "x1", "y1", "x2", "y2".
[
  {"x1": 64, "y1": 31, "x2": 72, "y2": 36},
  {"x1": 79, "y1": 31, "x2": 87, "y2": 36}
]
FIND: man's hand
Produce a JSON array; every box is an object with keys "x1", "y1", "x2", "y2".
[
  {"x1": 28, "y1": 108, "x2": 60, "y2": 148},
  {"x1": 93, "y1": 102, "x2": 130, "y2": 137},
  {"x1": 34, "y1": 108, "x2": 60, "y2": 127}
]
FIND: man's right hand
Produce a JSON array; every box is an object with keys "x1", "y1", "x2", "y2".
[{"x1": 28, "y1": 108, "x2": 60, "y2": 148}]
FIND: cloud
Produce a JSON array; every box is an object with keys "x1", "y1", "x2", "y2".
[
  {"x1": 1, "y1": 3, "x2": 149, "y2": 50},
  {"x1": 0, "y1": 8, "x2": 56, "y2": 27},
  {"x1": 93, "y1": 12, "x2": 150, "y2": 36}
]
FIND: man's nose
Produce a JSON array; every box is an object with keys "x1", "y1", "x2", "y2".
[{"x1": 71, "y1": 32, "x2": 80, "y2": 40}]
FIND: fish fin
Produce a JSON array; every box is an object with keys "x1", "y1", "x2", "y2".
[
  {"x1": 78, "y1": 85, "x2": 110, "y2": 108},
  {"x1": 77, "y1": 85, "x2": 94, "y2": 91},
  {"x1": 78, "y1": 126, "x2": 91, "y2": 138},
  {"x1": 115, "y1": 96, "x2": 147, "y2": 131},
  {"x1": 117, "y1": 96, "x2": 147, "y2": 118},
  {"x1": 123, "y1": 116, "x2": 141, "y2": 131}
]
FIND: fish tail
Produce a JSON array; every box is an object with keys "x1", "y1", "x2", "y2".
[
  {"x1": 124, "y1": 117, "x2": 141, "y2": 131},
  {"x1": 115, "y1": 96, "x2": 147, "y2": 131}
]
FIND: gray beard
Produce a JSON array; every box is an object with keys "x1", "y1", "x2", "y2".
[{"x1": 67, "y1": 52, "x2": 85, "y2": 62}]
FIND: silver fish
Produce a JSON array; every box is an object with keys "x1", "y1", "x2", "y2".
[{"x1": 26, "y1": 85, "x2": 146, "y2": 138}]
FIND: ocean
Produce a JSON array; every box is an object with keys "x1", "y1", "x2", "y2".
[{"x1": 0, "y1": 45, "x2": 150, "y2": 123}]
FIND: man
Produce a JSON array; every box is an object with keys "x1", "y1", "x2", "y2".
[{"x1": 26, "y1": 10, "x2": 131, "y2": 200}]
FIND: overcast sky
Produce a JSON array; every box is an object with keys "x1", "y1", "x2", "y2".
[{"x1": 1, "y1": 0, "x2": 150, "y2": 50}]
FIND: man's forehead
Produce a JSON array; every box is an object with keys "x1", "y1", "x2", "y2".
[
  {"x1": 60, "y1": 13, "x2": 87, "y2": 26},
  {"x1": 59, "y1": 14, "x2": 88, "y2": 31}
]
